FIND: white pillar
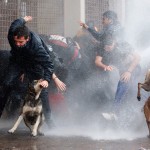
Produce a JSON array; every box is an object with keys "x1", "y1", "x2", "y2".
[
  {"x1": 64, "y1": 0, "x2": 85, "y2": 37},
  {"x1": 80, "y1": 0, "x2": 85, "y2": 22}
]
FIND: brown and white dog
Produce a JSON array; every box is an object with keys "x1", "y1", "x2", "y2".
[
  {"x1": 137, "y1": 69, "x2": 150, "y2": 137},
  {"x1": 137, "y1": 69, "x2": 150, "y2": 101},
  {"x1": 8, "y1": 79, "x2": 44, "y2": 136}
]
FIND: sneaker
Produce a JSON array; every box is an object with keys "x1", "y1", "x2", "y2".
[
  {"x1": 138, "y1": 147, "x2": 147, "y2": 150},
  {"x1": 102, "y1": 112, "x2": 118, "y2": 121}
]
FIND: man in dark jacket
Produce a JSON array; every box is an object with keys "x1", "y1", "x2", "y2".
[{"x1": 1, "y1": 16, "x2": 54, "y2": 126}]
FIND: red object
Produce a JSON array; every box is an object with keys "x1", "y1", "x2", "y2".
[
  {"x1": 49, "y1": 92, "x2": 64, "y2": 105},
  {"x1": 49, "y1": 92, "x2": 68, "y2": 113}
]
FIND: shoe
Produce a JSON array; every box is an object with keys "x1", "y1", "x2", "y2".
[
  {"x1": 102, "y1": 112, "x2": 118, "y2": 121},
  {"x1": 138, "y1": 147, "x2": 147, "y2": 150}
]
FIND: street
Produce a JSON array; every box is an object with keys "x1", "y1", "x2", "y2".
[
  {"x1": 0, "y1": 119, "x2": 149, "y2": 150},
  {"x1": 0, "y1": 129, "x2": 149, "y2": 150}
]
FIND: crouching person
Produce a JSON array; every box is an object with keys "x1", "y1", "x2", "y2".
[{"x1": 0, "y1": 16, "x2": 54, "y2": 128}]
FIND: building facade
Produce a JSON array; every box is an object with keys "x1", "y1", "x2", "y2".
[
  {"x1": 0, "y1": 0, "x2": 64, "y2": 49},
  {"x1": 0, "y1": 0, "x2": 125, "y2": 50}
]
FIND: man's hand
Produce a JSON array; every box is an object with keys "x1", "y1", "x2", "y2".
[
  {"x1": 80, "y1": 21, "x2": 88, "y2": 29},
  {"x1": 40, "y1": 80, "x2": 48, "y2": 88},
  {"x1": 120, "y1": 71, "x2": 131, "y2": 82},
  {"x1": 104, "y1": 65, "x2": 114, "y2": 71},
  {"x1": 53, "y1": 77, "x2": 66, "y2": 92},
  {"x1": 23, "y1": 16, "x2": 32, "y2": 22}
]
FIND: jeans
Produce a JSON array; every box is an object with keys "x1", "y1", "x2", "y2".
[
  {"x1": 113, "y1": 66, "x2": 141, "y2": 113},
  {"x1": 115, "y1": 80, "x2": 130, "y2": 104}
]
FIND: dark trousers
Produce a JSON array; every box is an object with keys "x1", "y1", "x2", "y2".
[
  {"x1": 0, "y1": 63, "x2": 23, "y2": 116},
  {"x1": 0, "y1": 63, "x2": 51, "y2": 124}
]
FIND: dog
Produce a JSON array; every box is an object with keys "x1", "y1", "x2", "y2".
[
  {"x1": 137, "y1": 69, "x2": 150, "y2": 101},
  {"x1": 8, "y1": 79, "x2": 44, "y2": 136},
  {"x1": 137, "y1": 69, "x2": 150, "y2": 138},
  {"x1": 143, "y1": 97, "x2": 150, "y2": 138}
]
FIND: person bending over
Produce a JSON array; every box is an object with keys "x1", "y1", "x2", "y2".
[{"x1": 1, "y1": 16, "x2": 54, "y2": 127}]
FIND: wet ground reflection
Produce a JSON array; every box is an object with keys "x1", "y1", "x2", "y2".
[{"x1": 0, "y1": 127, "x2": 150, "y2": 150}]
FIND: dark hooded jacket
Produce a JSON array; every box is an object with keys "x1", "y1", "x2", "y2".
[{"x1": 7, "y1": 18, "x2": 54, "y2": 82}]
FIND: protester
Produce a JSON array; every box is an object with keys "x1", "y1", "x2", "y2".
[
  {"x1": 80, "y1": 10, "x2": 141, "y2": 118},
  {"x1": 0, "y1": 16, "x2": 54, "y2": 127},
  {"x1": 40, "y1": 34, "x2": 86, "y2": 86},
  {"x1": 0, "y1": 36, "x2": 67, "y2": 120}
]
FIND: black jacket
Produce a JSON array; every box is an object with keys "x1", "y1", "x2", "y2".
[
  {"x1": 7, "y1": 18, "x2": 54, "y2": 82},
  {"x1": 88, "y1": 23, "x2": 123, "y2": 46}
]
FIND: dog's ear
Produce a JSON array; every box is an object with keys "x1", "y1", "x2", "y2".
[
  {"x1": 33, "y1": 80, "x2": 38, "y2": 85},
  {"x1": 33, "y1": 79, "x2": 43, "y2": 85}
]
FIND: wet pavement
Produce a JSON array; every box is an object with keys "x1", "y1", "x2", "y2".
[
  {"x1": 0, "y1": 125, "x2": 150, "y2": 150},
  {"x1": 0, "y1": 100, "x2": 150, "y2": 150},
  {"x1": 0, "y1": 131, "x2": 150, "y2": 150}
]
